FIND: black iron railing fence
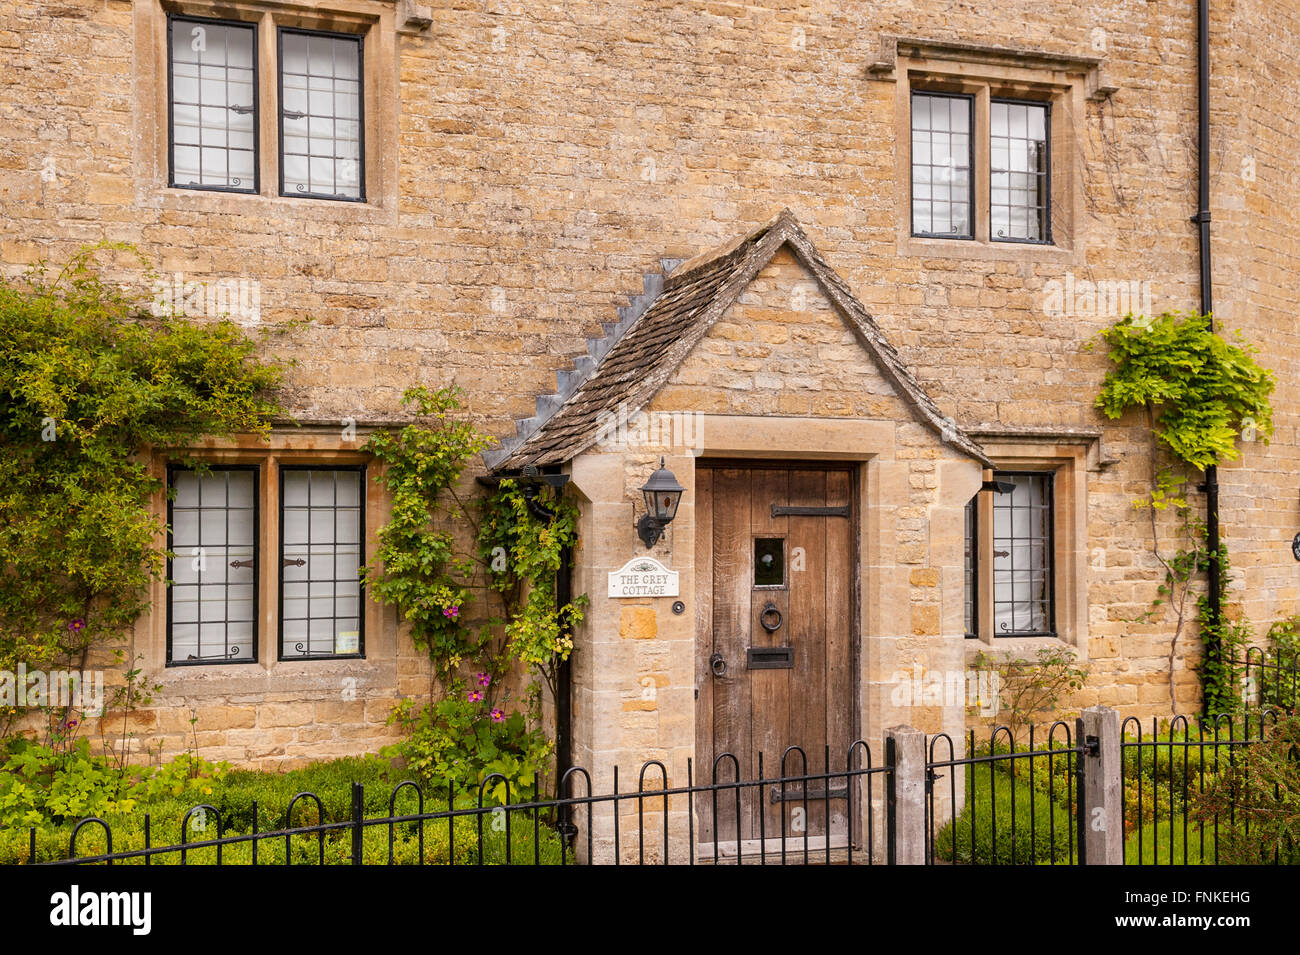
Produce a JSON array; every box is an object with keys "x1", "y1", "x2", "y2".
[
  {"x1": 17, "y1": 707, "x2": 1300, "y2": 866},
  {"x1": 1121, "y1": 711, "x2": 1283, "y2": 865},
  {"x1": 926, "y1": 721, "x2": 1084, "y2": 865},
  {"x1": 28, "y1": 743, "x2": 890, "y2": 866},
  {"x1": 1233, "y1": 647, "x2": 1300, "y2": 713}
]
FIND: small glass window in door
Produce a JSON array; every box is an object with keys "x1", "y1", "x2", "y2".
[{"x1": 754, "y1": 538, "x2": 785, "y2": 588}]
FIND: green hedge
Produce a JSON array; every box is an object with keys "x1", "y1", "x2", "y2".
[
  {"x1": 2, "y1": 752, "x2": 565, "y2": 865},
  {"x1": 933, "y1": 764, "x2": 1077, "y2": 865}
]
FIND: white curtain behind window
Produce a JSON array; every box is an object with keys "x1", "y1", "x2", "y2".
[
  {"x1": 170, "y1": 469, "x2": 256, "y2": 662},
  {"x1": 279, "y1": 33, "x2": 362, "y2": 199},
  {"x1": 281, "y1": 469, "x2": 363, "y2": 657},
  {"x1": 170, "y1": 20, "x2": 256, "y2": 189}
]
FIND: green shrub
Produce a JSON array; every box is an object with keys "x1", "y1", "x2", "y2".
[
  {"x1": 0, "y1": 738, "x2": 225, "y2": 828},
  {"x1": 1253, "y1": 616, "x2": 1300, "y2": 712},
  {"x1": 1120, "y1": 722, "x2": 1232, "y2": 825},
  {"x1": 383, "y1": 691, "x2": 552, "y2": 804},
  {"x1": 1192, "y1": 713, "x2": 1300, "y2": 864},
  {"x1": 9, "y1": 798, "x2": 566, "y2": 866},
  {"x1": 0, "y1": 745, "x2": 566, "y2": 865},
  {"x1": 933, "y1": 763, "x2": 1077, "y2": 865}
]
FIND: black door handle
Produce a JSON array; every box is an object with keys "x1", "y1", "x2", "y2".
[{"x1": 710, "y1": 653, "x2": 727, "y2": 677}]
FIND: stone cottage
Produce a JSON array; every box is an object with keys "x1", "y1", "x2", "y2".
[{"x1": 2, "y1": 0, "x2": 1299, "y2": 859}]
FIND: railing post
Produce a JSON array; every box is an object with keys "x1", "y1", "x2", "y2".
[
  {"x1": 351, "y1": 782, "x2": 364, "y2": 865},
  {"x1": 1078, "y1": 705, "x2": 1122, "y2": 865},
  {"x1": 884, "y1": 725, "x2": 926, "y2": 865}
]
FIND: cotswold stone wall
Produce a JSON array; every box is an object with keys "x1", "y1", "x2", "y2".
[
  {"x1": 566, "y1": 246, "x2": 979, "y2": 861},
  {"x1": 2, "y1": 0, "x2": 1298, "y2": 764}
]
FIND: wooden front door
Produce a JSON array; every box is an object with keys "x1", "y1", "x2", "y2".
[{"x1": 695, "y1": 463, "x2": 856, "y2": 854}]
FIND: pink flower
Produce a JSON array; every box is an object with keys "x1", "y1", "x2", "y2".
[
  {"x1": 443, "y1": 605, "x2": 460, "y2": 619},
  {"x1": 67, "y1": 618, "x2": 86, "y2": 633},
  {"x1": 467, "y1": 689, "x2": 484, "y2": 703},
  {"x1": 490, "y1": 708, "x2": 505, "y2": 722},
  {"x1": 476, "y1": 672, "x2": 491, "y2": 688}
]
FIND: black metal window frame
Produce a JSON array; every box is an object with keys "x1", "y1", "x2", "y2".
[
  {"x1": 277, "y1": 465, "x2": 367, "y2": 662},
  {"x1": 909, "y1": 90, "x2": 976, "y2": 240},
  {"x1": 989, "y1": 96, "x2": 1053, "y2": 245},
  {"x1": 165, "y1": 464, "x2": 261, "y2": 667},
  {"x1": 276, "y1": 26, "x2": 367, "y2": 203},
  {"x1": 991, "y1": 470, "x2": 1056, "y2": 638},
  {"x1": 963, "y1": 494, "x2": 978, "y2": 639},
  {"x1": 166, "y1": 13, "x2": 260, "y2": 195}
]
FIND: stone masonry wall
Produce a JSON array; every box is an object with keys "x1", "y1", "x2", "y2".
[{"x1": 1, "y1": 0, "x2": 1298, "y2": 763}]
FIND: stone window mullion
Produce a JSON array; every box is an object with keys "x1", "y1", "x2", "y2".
[
  {"x1": 973, "y1": 86, "x2": 992, "y2": 243},
  {"x1": 977, "y1": 472, "x2": 996, "y2": 644},
  {"x1": 257, "y1": 10, "x2": 278, "y2": 197}
]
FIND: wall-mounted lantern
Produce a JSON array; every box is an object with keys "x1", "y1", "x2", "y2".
[{"x1": 637, "y1": 457, "x2": 684, "y2": 549}]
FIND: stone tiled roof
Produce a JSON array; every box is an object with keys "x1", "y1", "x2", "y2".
[{"x1": 483, "y1": 209, "x2": 992, "y2": 470}]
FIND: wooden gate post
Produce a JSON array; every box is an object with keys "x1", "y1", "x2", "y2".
[{"x1": 1078, "y1": 705, "x2": 1123, "y2": 865}]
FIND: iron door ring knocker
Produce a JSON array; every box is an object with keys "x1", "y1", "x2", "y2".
[{"x1": 760, "y1": 602, "x2": 783, "y2": 633}]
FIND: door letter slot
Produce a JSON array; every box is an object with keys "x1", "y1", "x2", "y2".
[{"x1": 746, "y1": 646, "x2": 794, "y2": 669}]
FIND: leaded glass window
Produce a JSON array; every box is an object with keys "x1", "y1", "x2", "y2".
[
  {"x1": 168, "y1": 467, "x2": 258, "y2": 663},
  {"x1": 278, "y1": 30, "x2": 364, "y2": 200},
  {"x1": 168, "y1": 16, "x2": 258, "y2": 192},
  {"x1": 279, "y1": 468, "x2": 365, "y2": 659}
]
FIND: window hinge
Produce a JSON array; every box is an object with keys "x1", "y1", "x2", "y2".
[
  {"x1": 282, "y1": 110, "x2": 306, "y2": 120},
  {"x1": 228, "y1": 104, "x2": 254, "y2": 115}
]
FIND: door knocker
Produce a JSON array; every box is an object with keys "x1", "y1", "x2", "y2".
[{"x1": 760, "y1": 601, "x2": 783, "y2": 634}]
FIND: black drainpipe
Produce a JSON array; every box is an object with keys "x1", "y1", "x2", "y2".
[
  {"x1": 476, "y1": 469, "x2": 573, "y2": 783},
  {"x1": 526, "y1": 469, "x2": 572, "y2": 780},
  {"x1": 555, "y1": 542, "x2": 572, "y2": 779},
  {"x1": 1195, "y1": 0, "x2": 1222, "y2": 710},
  {"x1": 519, "y1": 488, "x2": 572, "y2": 776}
]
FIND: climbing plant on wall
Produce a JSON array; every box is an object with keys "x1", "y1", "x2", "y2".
[
  {"x1": 477, "y1": 478, "x2": 587, "y2": 706},
  {"x1": 1094, "y1": 311, "x2": 1274, "y2": 711},
  {"x1": 362, "y1": 386, "x2": 492, "y2": 683},
  {"x1": 364, "y1": 391, "x2": 586, "y2": 801},
  {"x1": 0, "y1": 242, "x2": 284, "y2": 738}
]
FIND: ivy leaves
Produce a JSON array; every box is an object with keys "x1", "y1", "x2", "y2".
[{"x1": 1095, "y1": 312, "x2": 1275, "y2": 470}]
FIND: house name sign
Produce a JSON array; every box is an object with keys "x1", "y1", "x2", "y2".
[{"x1": 608, "y1": 557, "x2": 680, "y2": 598}]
